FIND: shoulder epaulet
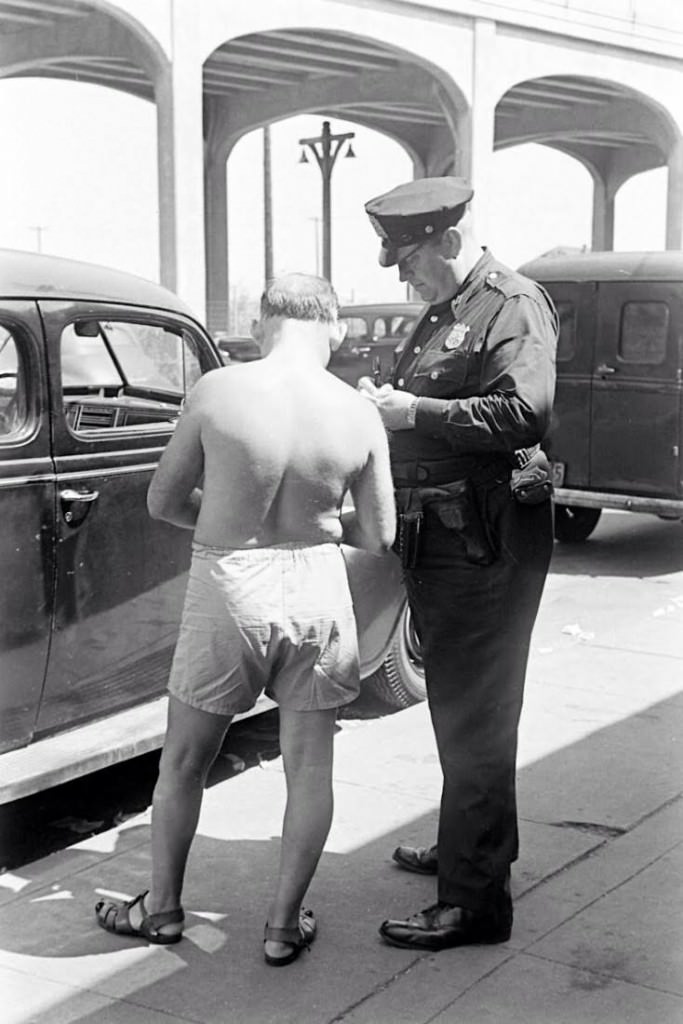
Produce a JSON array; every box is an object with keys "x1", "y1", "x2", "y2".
[{"x1": 484, "y1": 266, "x2": 539, "y2": 300}]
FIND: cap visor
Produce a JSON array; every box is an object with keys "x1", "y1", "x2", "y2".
[{"x1": 378, "y1": 244, "x2": 397, "y2": 268}]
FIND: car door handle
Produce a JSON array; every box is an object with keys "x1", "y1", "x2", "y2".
[
  {"x1": 60, "y1": 488, "x2": 100, "y2": 503},
  {"x1": 60, "y1": 488, "x2": 100, "y2": 525},
  {"x1": 596, "y1": 363, "x2": 617, "y2": 375}
]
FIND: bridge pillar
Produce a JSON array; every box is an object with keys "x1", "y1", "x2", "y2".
[
  {"x1": 591, "y1": 175, "x2": 615, "y2": 251},
  {"x1": 204, "y1": 151, "x2": 229, "y2": 336},
  {"x1": 666, "y1": 139, "x2": 683, "y2": 250},
  {"x1": 467, "y1": 19, "x2": 497, "y2": 241},
  {"x1": 154, "y1": 7, "x2": 206, "y2": 320}
]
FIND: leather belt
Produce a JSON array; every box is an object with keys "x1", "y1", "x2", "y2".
[{"x1": 392, "y1": 456, "x2": 510, "y2": 488}]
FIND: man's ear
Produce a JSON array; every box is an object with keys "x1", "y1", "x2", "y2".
[
  {"x1": 441, "y1": 226, "x2": 462, "y2": 261},
  {"x1": 251, "y1": 318, "x2": 264, "y2": 343},
  {"x1": 329, "y1": 318, "x2": 347, "y2": 352}
]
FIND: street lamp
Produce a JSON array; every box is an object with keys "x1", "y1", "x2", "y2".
[{"x1": 298, "y1": 120, "x2": 355, "y2": 282}]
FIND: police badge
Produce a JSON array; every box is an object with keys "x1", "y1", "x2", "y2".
[{"x1": 444, "y1": 322, "x2": 470, "y2": 350}]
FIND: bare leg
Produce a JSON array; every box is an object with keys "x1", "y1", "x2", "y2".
[
  {"x1": 131, "y1": 696, "x2": 232, "y2": 936},
  {"x1": 264, "y1": 706, "x2": 337, "y2": 960}
]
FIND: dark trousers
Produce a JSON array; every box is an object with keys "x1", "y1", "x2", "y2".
[{"x1": 405, "y1": 481, "x2": 553, "y2": 912}]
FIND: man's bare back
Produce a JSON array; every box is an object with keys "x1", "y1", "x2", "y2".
[{"x1": 148, "y1": 274, "x2": 396, "y2": 555}]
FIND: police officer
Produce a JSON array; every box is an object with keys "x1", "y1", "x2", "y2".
[{"x1": 360, "y1": 177, "x2": 557, "y2": 950}]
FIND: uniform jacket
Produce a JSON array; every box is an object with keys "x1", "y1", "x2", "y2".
[{"x1": 389, "y1": 249, "x2": 558, "y2": 465}]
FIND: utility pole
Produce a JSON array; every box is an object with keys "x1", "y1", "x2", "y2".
[
  {"x1": 263, "y1": 125, "x2": 273, "y2": 283},
  {"x1": 30, "y1": 225, "x2": 47, "y2": 253},
  {"x1": 298, "y1": 120, "x2": 355, "y2": 282}
]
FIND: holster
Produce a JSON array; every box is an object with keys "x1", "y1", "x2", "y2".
[
  {"x1": 394, "y1": 478, "x2": 497, "y2": 569},
  {"x1": 510, "y1": 447, "x2": 553, "y2": 505}
]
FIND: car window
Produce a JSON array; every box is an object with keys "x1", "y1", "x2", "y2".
[
  {"x1": 390, "y1": 316, "x2": 417, "y2": 338},
  {"x1": 342, "y1": 317, "x2": 370, "y2": 342},
  {"x1": 555, "y1": 301, "x2": 576, "y2": 362},
  {"x1": 619, "y1": 302, "x2": 668, "y2": 364},
  {"x1": 371, "y1": 318, "x2": 388, "y2": 340},
  {"x1": 0, "y1": 325, "x2": 27, "y2": 439},
  {"x1": 61, "y1": 319, "x2": 203, "y2": 435}
]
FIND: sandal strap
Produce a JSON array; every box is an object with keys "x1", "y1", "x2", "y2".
[
  {"x1": 264, "y1": 908, "x2": 316, "y2": 947},
  {"x1": 143, "y1": 907, "x2": 185, "y2": 934},
  {"x1": 264, "y1": 923, "x2": 303, "y2": 945}
]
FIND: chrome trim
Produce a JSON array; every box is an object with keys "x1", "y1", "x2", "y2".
[
  {"x1": 0, "y1": 474, "x2": 55, "y2": 488},
  {"x1": 56, "y1": 462, "x2": 158, "y2": 481},
  {"x1": 555, "y1": 488, "x2": 683, "y2": 516}
]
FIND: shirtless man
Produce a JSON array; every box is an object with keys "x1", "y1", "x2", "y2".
[{"x1": 95, "y1": 273, "x2": 396, "y2": 965}]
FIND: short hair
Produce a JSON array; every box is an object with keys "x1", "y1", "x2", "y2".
[{"x1": 260, "y1": 273, "x2": 339, "y2": 323}]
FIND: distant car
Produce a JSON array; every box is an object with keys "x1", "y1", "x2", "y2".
[
  {"x1": 214, "y1": 333, "x2": 261, "y2": 364},
  {"x1": 332, "y1": 302, "x2": 423, "y2": 386},
  {"x1": 0, "y1": 251, "x2": 424, "y2": 803}
]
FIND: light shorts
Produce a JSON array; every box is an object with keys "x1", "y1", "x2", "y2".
[{"x1": 167, "y1": 541, "x2": 360, "y2": 716}]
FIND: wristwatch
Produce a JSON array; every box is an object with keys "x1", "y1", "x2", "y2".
[{"x1": 406, "y1": 396, "x2": 419, "y2": 428}]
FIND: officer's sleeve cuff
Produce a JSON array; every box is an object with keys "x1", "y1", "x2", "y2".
[{"x1": 414, "y1": 396, "x2": 447, "y2": 434}]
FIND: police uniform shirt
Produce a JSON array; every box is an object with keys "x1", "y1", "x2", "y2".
[{"x1": 390, "y1": 249, "x2": 558, "y2": 465}]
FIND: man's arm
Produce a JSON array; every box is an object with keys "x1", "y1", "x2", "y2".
[
  {"x1": 147, "y1": 384, "x2": 205, "y2": 529},
  {"x1": 342, "y1": 403, "x2": 396, "y2": 555}
]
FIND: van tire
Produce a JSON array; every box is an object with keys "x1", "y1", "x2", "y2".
[
  {"x1": 554, "y1": 505, "x2": 602, "y2": 543},
  {"x1": 364, "y1": 604, "x2": 426, "y2": 708}
]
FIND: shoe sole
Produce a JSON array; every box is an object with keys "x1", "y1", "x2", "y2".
[{"x1": 379, "y1": 927, "x2": 511, "y2": 951}]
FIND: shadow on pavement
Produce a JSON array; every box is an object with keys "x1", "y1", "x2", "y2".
[{"x1": 0, "y1": 690, "x2": 680, "y2": 1024}]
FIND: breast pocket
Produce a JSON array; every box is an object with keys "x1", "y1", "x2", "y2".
[{"x1": 413, "y1": 342, "x2": 481, "y2": 397}]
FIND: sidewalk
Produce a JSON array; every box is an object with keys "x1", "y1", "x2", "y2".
[{"x1": 1, "y1": 562, "x2": 682, "y2": 1023}]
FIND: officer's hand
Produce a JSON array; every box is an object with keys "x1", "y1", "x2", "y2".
[{"x1": 367, "y1": 384, "x2": 415, "y2": 431}]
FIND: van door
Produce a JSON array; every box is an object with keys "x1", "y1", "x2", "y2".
[
  {"x1": 591, "y1": 282, "x2": 681, "y2": 498},
  {"x1": 34, "y1": 300, "x2": 218, "y2": 738},
  {"x1": 0, "y1": 303, "x2": 55, "y2": 753},
  {"x1": 543, "y1": 281, "x2": 596, "y2": 489}
]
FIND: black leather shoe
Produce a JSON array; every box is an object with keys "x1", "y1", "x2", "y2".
[
  {"x1": 392, "y1": 844, "x2": 438, "y2": 875},
  {"x1": 379, "y1": 901, "x2": 512, "y2": 951}
]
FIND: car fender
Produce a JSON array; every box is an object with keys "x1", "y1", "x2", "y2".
[{"x1": 341, "y1": 545, "x2": 407, "y2": 677}]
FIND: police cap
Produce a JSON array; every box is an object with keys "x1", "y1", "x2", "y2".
[{"x1": 365, "y1": 176, "x2": 474, "y2": 267}]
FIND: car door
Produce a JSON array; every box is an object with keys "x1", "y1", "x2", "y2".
[
  {"x1": 0, "y1": 303, "x2": 55, "y2": 753},
  {"x1": 543, "y1": 280, "x2": 596, "y2": 489},
  {"x1": 34, "y1": 299, "x2": 219, "y2": 737},
  {"x1": 590, "y1": 281, "x2": 682, "y2": 497}
]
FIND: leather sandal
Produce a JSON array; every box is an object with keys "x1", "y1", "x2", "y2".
[
  {"x1": 263, "y1": 908, "x2": 317, "y2": 966},
  {"x1": 392, "y1": 844, "x2": 438, "y2": 875},
  {"x1": 95, "y1": 890, "x2": 184, "y2": 945}
]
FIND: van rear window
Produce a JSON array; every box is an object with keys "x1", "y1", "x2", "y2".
[
  {"x1": 619, "y1": 302, "x2": 668, "y2": 364},
  {"x1": 554, "y1": 301, "x2": 576, "y2": 362}
]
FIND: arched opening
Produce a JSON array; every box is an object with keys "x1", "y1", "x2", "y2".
[
  {"x1": 0, "y1": 78, "x2": 158, "y2": 278},
  {"x1": 494, "y1": 75, "x2": 678, "y2": 253},
  {"x1": 224, "y1": 114, "x2": 413, "y2": 334}
]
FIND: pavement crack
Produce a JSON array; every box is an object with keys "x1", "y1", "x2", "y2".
[{"x1": 326, "y1": 955, "x2": 425, "y2": 1023}]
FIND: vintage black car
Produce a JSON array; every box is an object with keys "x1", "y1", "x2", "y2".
[
  {"x1": 331, "y1": 302, "x2": 423, "y2": 386},
  {"x1": 520, "y1": 250, "x2": 683, "y2": 541},
  {"x1": 0, "y1": 250, "x2": 423, "y2": 803}
]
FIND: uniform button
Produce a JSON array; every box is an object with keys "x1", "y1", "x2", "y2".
[
  {"x1": 430, "y1": 370, "x2": 439, "y2": 380},
  {"x1": 429, "y1": 315, "x2": 438, "y2": 323},
  {"x1": 413, "y1": 345, "x2": 421, "y2": 354},
  {"x1": 397, "y1": 378, "x2": 405, "y2": 387}
]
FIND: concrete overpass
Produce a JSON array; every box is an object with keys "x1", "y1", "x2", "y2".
[{"x1": 1, "y1": 0, "x2": 682, "y2": 326}]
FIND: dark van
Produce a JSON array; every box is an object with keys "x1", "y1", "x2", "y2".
[{"x1": 519, "y1": 251, "x2": 683, "y2": 541}]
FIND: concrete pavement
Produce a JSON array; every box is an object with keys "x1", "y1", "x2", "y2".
[{"x1": 1, "y1": 518, "x2": 682, "y2": 1023}]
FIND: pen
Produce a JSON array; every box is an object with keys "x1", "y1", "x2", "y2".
[{"x1": 372, "y1": 356, "x2": 382, "y2": 388}]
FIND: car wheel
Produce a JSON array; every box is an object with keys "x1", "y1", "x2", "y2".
[
  {"x1": 364, "y1": 604, "x2": 426, "y2": 708},
  {"x1": 554, "y1": 504, "x2": 602, "y2": 543}
]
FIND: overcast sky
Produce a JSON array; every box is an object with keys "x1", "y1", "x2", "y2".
[{"x1": 1, "y1": 78, "x2": 667, "y2": 311}]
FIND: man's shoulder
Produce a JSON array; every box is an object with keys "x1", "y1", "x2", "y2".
[{"x1": 482, "y1": 258, "x2": 542, "y2": 302}]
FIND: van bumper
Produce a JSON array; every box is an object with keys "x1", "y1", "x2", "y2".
[{"x1": 554, "y1": 488, "x2": 683, "y2": 517}]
